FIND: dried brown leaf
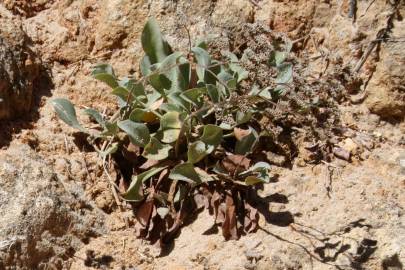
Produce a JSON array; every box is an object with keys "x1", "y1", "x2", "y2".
[
  {"x1": 333, "y1": 147, "x2": 350, "y2": 161},
  {"x1": 222, "y1": 194, "x2": 238, "y2": 240},
  {"x1": 211, "y1": 191, "x2": 222, "y2": 221},
  {"x1": 122, "y1": 143, "x2": 141, "y2": 163},
  {"x1": 194, "y1": 193, "x2": 206, "y2": 209},
  {"x1": 234, "y1": 127, "x2": 251, "y2": 141},
  {"x1": 244, "y1": 203, "x2": 259, "y2": 233},
  {"x1": 139, "y1": 159, "x2": 160, "y2": 170},
  {"x1": 222, "y1": 154, "x2": 251, "y2": 175},
  {"x1": 135, "y1": 199, "x2": 154, "y2": 237}
]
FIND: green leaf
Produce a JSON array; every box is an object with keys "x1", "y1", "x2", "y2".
[
  {"x1": 141, "y1": 18, "x2": 172, "y2": 64},
  {"x1": 188, "y1": 125, "x2": 222, "y2": 163},
  {"x1": 130, "y1": 108, "x2": 157, "y2": 123},
  {"x1": 188, "y1": 141, "x2": 209, "y2": 164},
  {"x1": 101, "y1": 121, "x2": 119, "y2": 136},
  {"x1": 140, "y1": 55, "x2": 153, "y2": 76},
  {"x1": 153, "y1": 52, "x2": 187, "y2": 92},
  {"x1": 269, "y1": 51, "x2": 288, "y2": 67},
  {"x1": 179, "y1": 61, "x2": 191, "y2": 90},
  {"x1": 149, "y1": 73, "x2": 172, "y2": 95},
  {"x1": 145, "y1": 90, "x2": 163, "y2": 108},
  {"x1": 180, "y1": 87, "x2": 206, "y2": 107},
  {"x1": 119, "y1": 78, "x2": 146, "y2": 98},
  {"x1": 206, "y1": 84, "x2": 220, "y2": 103},
  {"x1": 157, "y1": 51, "x2": 183, "y2": 72},
  {"x1": 224, "y1": 51, "x2": 248, "y2": 82},
  {"x1": 191, "y1": 47, "x2": 211, "y2": 82},
  {"x1": 83, "y1": 108, "x2": 105, "y2": 127},
  {"x1": 160, "y1": 129, "x2": 181, "y2": 144},
  {"x1": 276, "y1": 63, "x2": 293, "y2": 84},
  {"x1": 161, "y1": 111, "x2": 182, "y2": 129},
  {"x1": 167, "y1": 92, "x2": 191, "y2": 112},
  {"x1": 142, "y1": 137, "x2": 172, "y2": 160},
  {"x1": 259, "y1": 87, "x2": 273, "y2": 99},
  {"x1": 236, "y1": 111, "x2": 252, "y2": 125},
  {"x1": 118, "y1": 120, "x2": 150, "y2": 147},
  {"x1": 160, "y1": 103, "x2": 184, "y2": 113},
  {"x1": 195, "y1": 167, "x2": 217, "y2": 182},
  {"x1": 111, "y1": 86, "x2": 130, "y2": 107},
  {"x1": 235, "y1": 126, "x2": 259, "y2": 155},
  {"x1": 97, "y1": 142, "x2": 119, "y2": 159},
  {"x1": 52, "y1": 98, "x2": 86, "y2": 132},
  {"x1": 169, "y1": 163, "x2": 201, "y2": 184},
  {"x1": 218, "y1": 71, "x2": 237, "y2": 89},
  {"x1": 200, "y1": 124, "x2": 223, "y2": 146},
  {"x1": 195, "y1": 39, "x2": 208, "y2": 49},
  {"x1": 243, "y1": 162, "x2": 271, "y2": 185},
  {"x1": 92, "y1": 64, "x2": 119, "y2": 88},
  {"x1": 245, "y1": 176, "x2": 265, "y2": 185},
  {"x1": 123, "y1": 166, "x2": 167, "y2": 201},
  {"x1": 158, "y1": 111, "x2": 183, "y2": 143}
]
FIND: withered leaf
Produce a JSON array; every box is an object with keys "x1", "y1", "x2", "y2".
[
  {"x1": 234, "y1": 127, "x2": 251, "y2": 141},
  {"x1": 222, "y1": 154, "x2": 251, "y2": 175},
  {"x1": 222, "y1": 194, "x2": 238, "y2": 240},
  {"x1": 244, "y1": 203, "x2": 259, "y2": 233},
  {"x1": 118, "y1": 176, "x2": 128, "y2": 194},
  {"x1": 156, "y1": 168, "x2": 169, "y2": 188},
  {"x1": 135, "y1": 199, "x2": 154, "y2": 237},
  {"x1": 211, "y1": 191, "x2": 222, "y2": 220},
  {"x1": 139, "y1": 159, "x2": 160, "y2": 170},
  {"x1": 333, "y1": 147, "x2": 350, "y2": 161},
  {"x1": 122, "y1": 142, "x2": 141, "y2": 163}
]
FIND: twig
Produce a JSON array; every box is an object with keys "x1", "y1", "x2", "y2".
[
  {"x1": 183, "y1": 25, "x2": 192, "y2": 56},
  {"x1": 354, "y1": 42, "x2": 375, "y2": 73},
  {"x1": 103, "y1": 162, "x2": 121, "y2": 206},
  {"x1": 354, "y1": 0, "x2": 403, "y2": 73},
  {"x1": 321, "y1": 161, "x2": 342, "y2": 198},
  {"x1": 174, "y1": 103, "x2": 213, "y2": 157},
  {"x1": 259, "y1": 227, "x2": 349, "y2": 269},
  {"x1": 360, "y1": 0, "x2": 376, "y2": 17},
  {"x1": 249, "y1": 0, "x2": 262, "y2": 9},
  {"x1": 82, "y1": 153, "x2": 94, "y2": 182},
  {"x1": 64, "y1": 135, "x2": 70, "y2": 154},
  {"x1": 348, "y1": 0, "x2": 357, "y2": 22}
]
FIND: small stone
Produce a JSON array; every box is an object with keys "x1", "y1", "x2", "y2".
[
  {"x1": 350, "y1": 92, "x2": 367, "y2": 104},
  {"x1": 266, "y1": 151, "x2": 286, "y2": 166},
  {"x1": 245, "y1": 249, "x2": 263, "y2": 261},
  {"x1": 340, "y1": 138, "x2": 361, "y2": 157},
  {"x1": 333, "y1": 147, "x2": 351, "y2": 161},
  {"x1": 244, "y1": 262, "x2": 255, "y2": 270}
]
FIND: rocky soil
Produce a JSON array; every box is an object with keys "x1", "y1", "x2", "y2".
[{"x1": 0, "y1": 0, "x2": 404, "y2": 269}]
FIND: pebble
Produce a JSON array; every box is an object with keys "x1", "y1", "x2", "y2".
[{"x1": 245, "y1": 249, "x2": 263, "y2": 261}]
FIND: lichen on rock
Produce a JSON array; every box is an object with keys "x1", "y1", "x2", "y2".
[
  {"x1": 0, "y1": 9, "x2": 40, "y2": 120},
  {"x1": 0, "y1": 144, "x2": 105, "y2": 269}
]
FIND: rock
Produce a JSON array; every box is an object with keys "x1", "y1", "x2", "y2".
[
  {"x1": 1, "y1": 0, "x2": 55, "y2": 17},
  {"x1": 244, "y1": 249, "x2": 263, "y2": 261},
  {"x1": 93, "y1": 0, "x2": 147, "y2": 52},
  {"x1": 256, "y1": 0, "x2": 319, "y2": 40},
  {"x1": 365, "y1": 18, "x2": 405, "y2": 119},
  {"x1": 266, "y1": 152, "x2": 286, "y2": 166},
  {"x1": 333, "y1": 146, "x2": 351, "y2": 161},
  {"x1": 211, "y1": 0, "x2": 254, "y2": 27},
  {"x1": 0, "y1": 144, "x2": 105, "y2": 269},
  {"x1": 0, "y1": 8, "x2": 40, "y2": 120},
  {"x1": 340, "y1": 138, "x2": 360, "y2": 156}
]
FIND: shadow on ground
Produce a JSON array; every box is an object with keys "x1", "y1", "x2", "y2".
[{"x1": 0, "y1": 67, "x2": 53, "y2": 148}]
